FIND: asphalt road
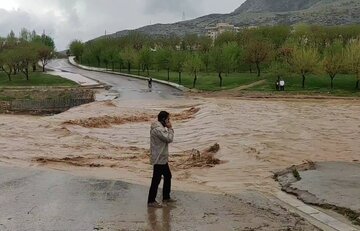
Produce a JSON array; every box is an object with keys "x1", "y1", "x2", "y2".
[
  {"x1": 0, "y1": 166, "x2": 315, "y2": 231},
  {"x1": 47, "y1": 59, "x2": 183, "y2": 100}
]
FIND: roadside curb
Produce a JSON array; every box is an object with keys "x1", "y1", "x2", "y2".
[
  {"x1": 68, "y1": 57, "x2": 189, "y2": 92},
  {"x1": 267, "y1": 191, "x2": 359, "y2": 231}
]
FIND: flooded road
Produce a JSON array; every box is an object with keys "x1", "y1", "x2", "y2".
[
  {"x1": 47, "y1": 59, "x2": 183, "y2": 100},
  {"x1": 1, "y1": 97, "x2": 359, "y2": 194},
  {"x1": 1, "y1": 62, "x2": 360, "y2": 229}
]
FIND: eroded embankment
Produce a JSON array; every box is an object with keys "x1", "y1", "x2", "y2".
[{"x1": 274, "y1": 162, "x2": 360, "y2": 225}]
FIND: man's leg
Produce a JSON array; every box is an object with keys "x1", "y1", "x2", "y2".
[
  {"x1": 162, "y1": 163, "x2": 172, "y2": 200},
  {"x1": 148, "y1": 165, "x2": 163, "y2": 203}
]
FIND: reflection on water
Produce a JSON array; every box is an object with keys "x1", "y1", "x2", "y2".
[{"x1": 147, "y1": 206, "x2": 172, "y2": 231}]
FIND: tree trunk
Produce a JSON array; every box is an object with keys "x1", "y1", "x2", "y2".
[
  {"x1": 147, "y1": 65, "x2": 149, "y2": 76},
  {"x1": 302, "y1": 74, "x2": 306, "y2": 89},
  {"x1": 167, "y1": 68, "x2": 170, "y2": 81},
  {"x1": 256, "y1": 62, "x2": 261, "y2": 77},
  {"x1": 193, "y1": 71, "x2": 197, "y2": 88},
  {"x1": 112, "y1": 62, "x2": 114, "y2": 71},
  {"x1": 218, "y1": 72, "x2": 223, "y2": 87},
  {"x1": 356, "y1": 79, "x2": 359, "y2": 90},
  {"x1": 330, "y1": 75, "x2": 335, "y2": 89},
  {"x1": 128, "y1": 63, "x2": 131, "y2": 73},
  {"x1": 178, "y1": 72, "x2": 182, "y2": 84},
  {"x1": 43, "y1": 65, "x2": 45, "y2": 72},
  {"x1": 249, "y1": 65, "x2": 252, "y2": 73},
  {"x1": 32, "y1": 63, "x2": 36, "y2": 72}
]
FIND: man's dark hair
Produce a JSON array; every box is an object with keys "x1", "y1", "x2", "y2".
[{"x1": 158, "y1": 111, "x2": 169, "y2": 123}]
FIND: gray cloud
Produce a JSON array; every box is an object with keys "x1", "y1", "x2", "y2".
[
  {"x1": 144, "y1": 0, "x2": 200, "y2": 18},
  {"x1": 0, "y1": 0, "x2": 244, "y2": 50}
]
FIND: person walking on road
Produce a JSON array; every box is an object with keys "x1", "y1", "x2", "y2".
[
  {"x1": 147, "y1": 111, "x2": 176, "y2": 208},
  {"x1": 148, "y1": 78, "x2": 153, "y2": 92}
]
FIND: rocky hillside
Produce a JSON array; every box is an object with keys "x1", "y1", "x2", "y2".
[{"x1": 104, "y1": 0, "x2": 360, "y2": 39}]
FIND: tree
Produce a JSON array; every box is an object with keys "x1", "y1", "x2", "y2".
[
  {"x1": 171, "y1": 51, "x2": 186, "y2": 84},
  {"x1": 214, "y1": 31, "x2": 237, "y2": 47},
  {"x1": 210, "y1": 46, "x2": 226, "y2": 87},
  {"x1": 244, "y1": 39, "x2": 274, "y2": 77},
  {"x1": 121, "y1": 46, "x2": 136, "y2": 73},
  {"x1": 0, "y1": 50, "x2": 15, "y2": 81},
  {"x1": 37, "y1": 44, "x2": 53, "y2": 72},
  {"x1": 155, "y1": 48, "x2": 172, "y2": 80},
  {"x1": 223, "y1": 42, "x2": 241, "y2": 74},
  {"x1": 290, "y1": 46, "x2": 320, "y2": 88},
  {"x1": 323, "y1": 40, "x2": 345, "y2": 89},
  {"x1": 345, "y1": 39, "x2": 360, "y2": 89},
  {"x1": 184, "y1": 54, "x2": 203, "y2": 88},
  {"x1": 138, "y1": 47, "x2": 153, "y2": 76},
  {"x1": 15, "y1": 44, "x2": 37, "y2": 80},
  {"x1": 69, "y1": 40, "x2": 84, "y2": 62},
  {"x1": 183, "y1": 34, "x2": 198, "y2": 51}
]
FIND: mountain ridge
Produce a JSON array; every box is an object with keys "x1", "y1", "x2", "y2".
[{"x1": 101, "y1": 0, "x2": 360, "y2": 40}]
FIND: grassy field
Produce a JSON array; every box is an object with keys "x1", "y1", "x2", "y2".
[
  {"x1": 246, "y1": 73, "x2": 360, "y2": 97},
  {"x1": 79, "y1": 61, "x2": 360, "y2": 96},
  {"x1": 0, "y1": 71, "x2": 77, "y2": 87},
  {"x1": 132, "y1": 70, "x2": 262, "y2": 91}
]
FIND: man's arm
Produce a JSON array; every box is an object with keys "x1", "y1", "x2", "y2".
[{"x1": 154, "y1": 127, "x2": 174, "y2": 143}]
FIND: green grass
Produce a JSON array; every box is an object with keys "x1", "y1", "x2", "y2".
[
  {"x1": 0, "y1": 71, "x2": 77, "y2": 87},
  {"x1": 126, "y1": 70, "x2": 263, "y2": 91},
  {"x1": 247, "y1": 73, "x2": 360, "y2": 97},
  {"x1": 79, "y1": 61, "x2": 360, "y2": 96}
]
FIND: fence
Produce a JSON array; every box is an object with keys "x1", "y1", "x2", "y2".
[{"x1": 0, "y1": 89, "x2": 95, "y2": 114}]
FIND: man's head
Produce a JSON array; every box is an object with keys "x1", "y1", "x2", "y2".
[{"x1": 158, "y1": 111, "x2": 170, "y2": 126}]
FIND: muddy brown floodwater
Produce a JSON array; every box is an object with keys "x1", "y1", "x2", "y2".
[{"x1": 0, "y1": 97, "x2": 359, "y2": 195}]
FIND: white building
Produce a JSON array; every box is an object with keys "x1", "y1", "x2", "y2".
[{"x1": 205, "y1": 23, "x2": 240, "y2": 40}]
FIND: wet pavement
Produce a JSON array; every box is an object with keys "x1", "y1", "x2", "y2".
[
  {"x1": 0, "y1": 165, "x2": 317, "y2": 231},
  {"x1": 291, "y1": 162, "x2": 360, "y2": 214},
  {"x1": 47, "y1": 59, "x2": 183, "y2": 100}
]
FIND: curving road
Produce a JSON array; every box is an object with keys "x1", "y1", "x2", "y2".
[{"x1": 47, "y1": 59, "x2": 183, "y2": 100}]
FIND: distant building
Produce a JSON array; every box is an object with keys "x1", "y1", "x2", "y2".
[{"x1": 205, "y1": 23, "x2": 240, "y2": 40}]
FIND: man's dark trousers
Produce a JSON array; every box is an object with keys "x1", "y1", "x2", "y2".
[{"x1": 147, "y1": 163, "x2": 172, "y2": 203}]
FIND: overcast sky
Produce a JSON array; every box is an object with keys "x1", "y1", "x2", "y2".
[{"x1": 0, "y1": 0, "x2": 245, "y2": 50}]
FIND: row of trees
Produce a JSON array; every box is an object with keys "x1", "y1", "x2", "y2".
[
  {"x1": 0, "y1": 29, "x2": 55, "y2": 81},
  {"x1": 69, "y1": 24, "x2": 360, "y2": 89}
]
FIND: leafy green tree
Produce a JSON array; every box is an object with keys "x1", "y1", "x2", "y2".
[
  {"x1": 37, "y1": 44, "x2": 53, "y2": 72},
  {"x1": 69, "y1": 40, "x2": 84, "y2": 62},
  {"x1": 171, "y1": 51, "x2": 186, "y2": 84},
  {"x1": 121, "y1": 46, "x2": 136, "y2": 73},
  {"x1": 155, "y1": 48, "x2": 172, "y2": 80},
  {"x1": 0, "y1": 50, "x2": 16, "y2": 81},
  {"x1": 290, "y1": 46, "x2": 321, "y2": 88},
  {"x1": 184, "y1": 53, "x2": 203, "y2": 88},
  {"x1": 223, "y1": 42, "x2": 241, "y2": 74},
  {"x1": 345, "y1": 39, "x2": 360, "y2": 89},
  {"x1": 14, "y1": 44, "x2": 37, "y2": 80},
  {"x1": 183, "y1": 34, "x2": 198, "y2": 51},
  {"x1": 244, "y1": 39, "x2": 274, "y2": 77},
  {"x1": 323, "y1": 40, "x2": 345, "y2": 89},
  {"x1": 138, "y1": 47, "x2": 153, "y2": 76},
  {"x1": 210, "y1": 46, "x2": 226, "y2": 87},
  {"x1": 214, "y1": 31, "x2": 237, "y2": 47}
]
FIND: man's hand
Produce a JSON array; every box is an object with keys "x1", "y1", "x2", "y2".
[{"x1": 166, "y1": 120, "x2": 172, "y2": 129}]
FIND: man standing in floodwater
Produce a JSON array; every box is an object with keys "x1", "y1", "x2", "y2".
[{"x1": 147, "y1": 111, "x2": 176, "y2": 208}]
